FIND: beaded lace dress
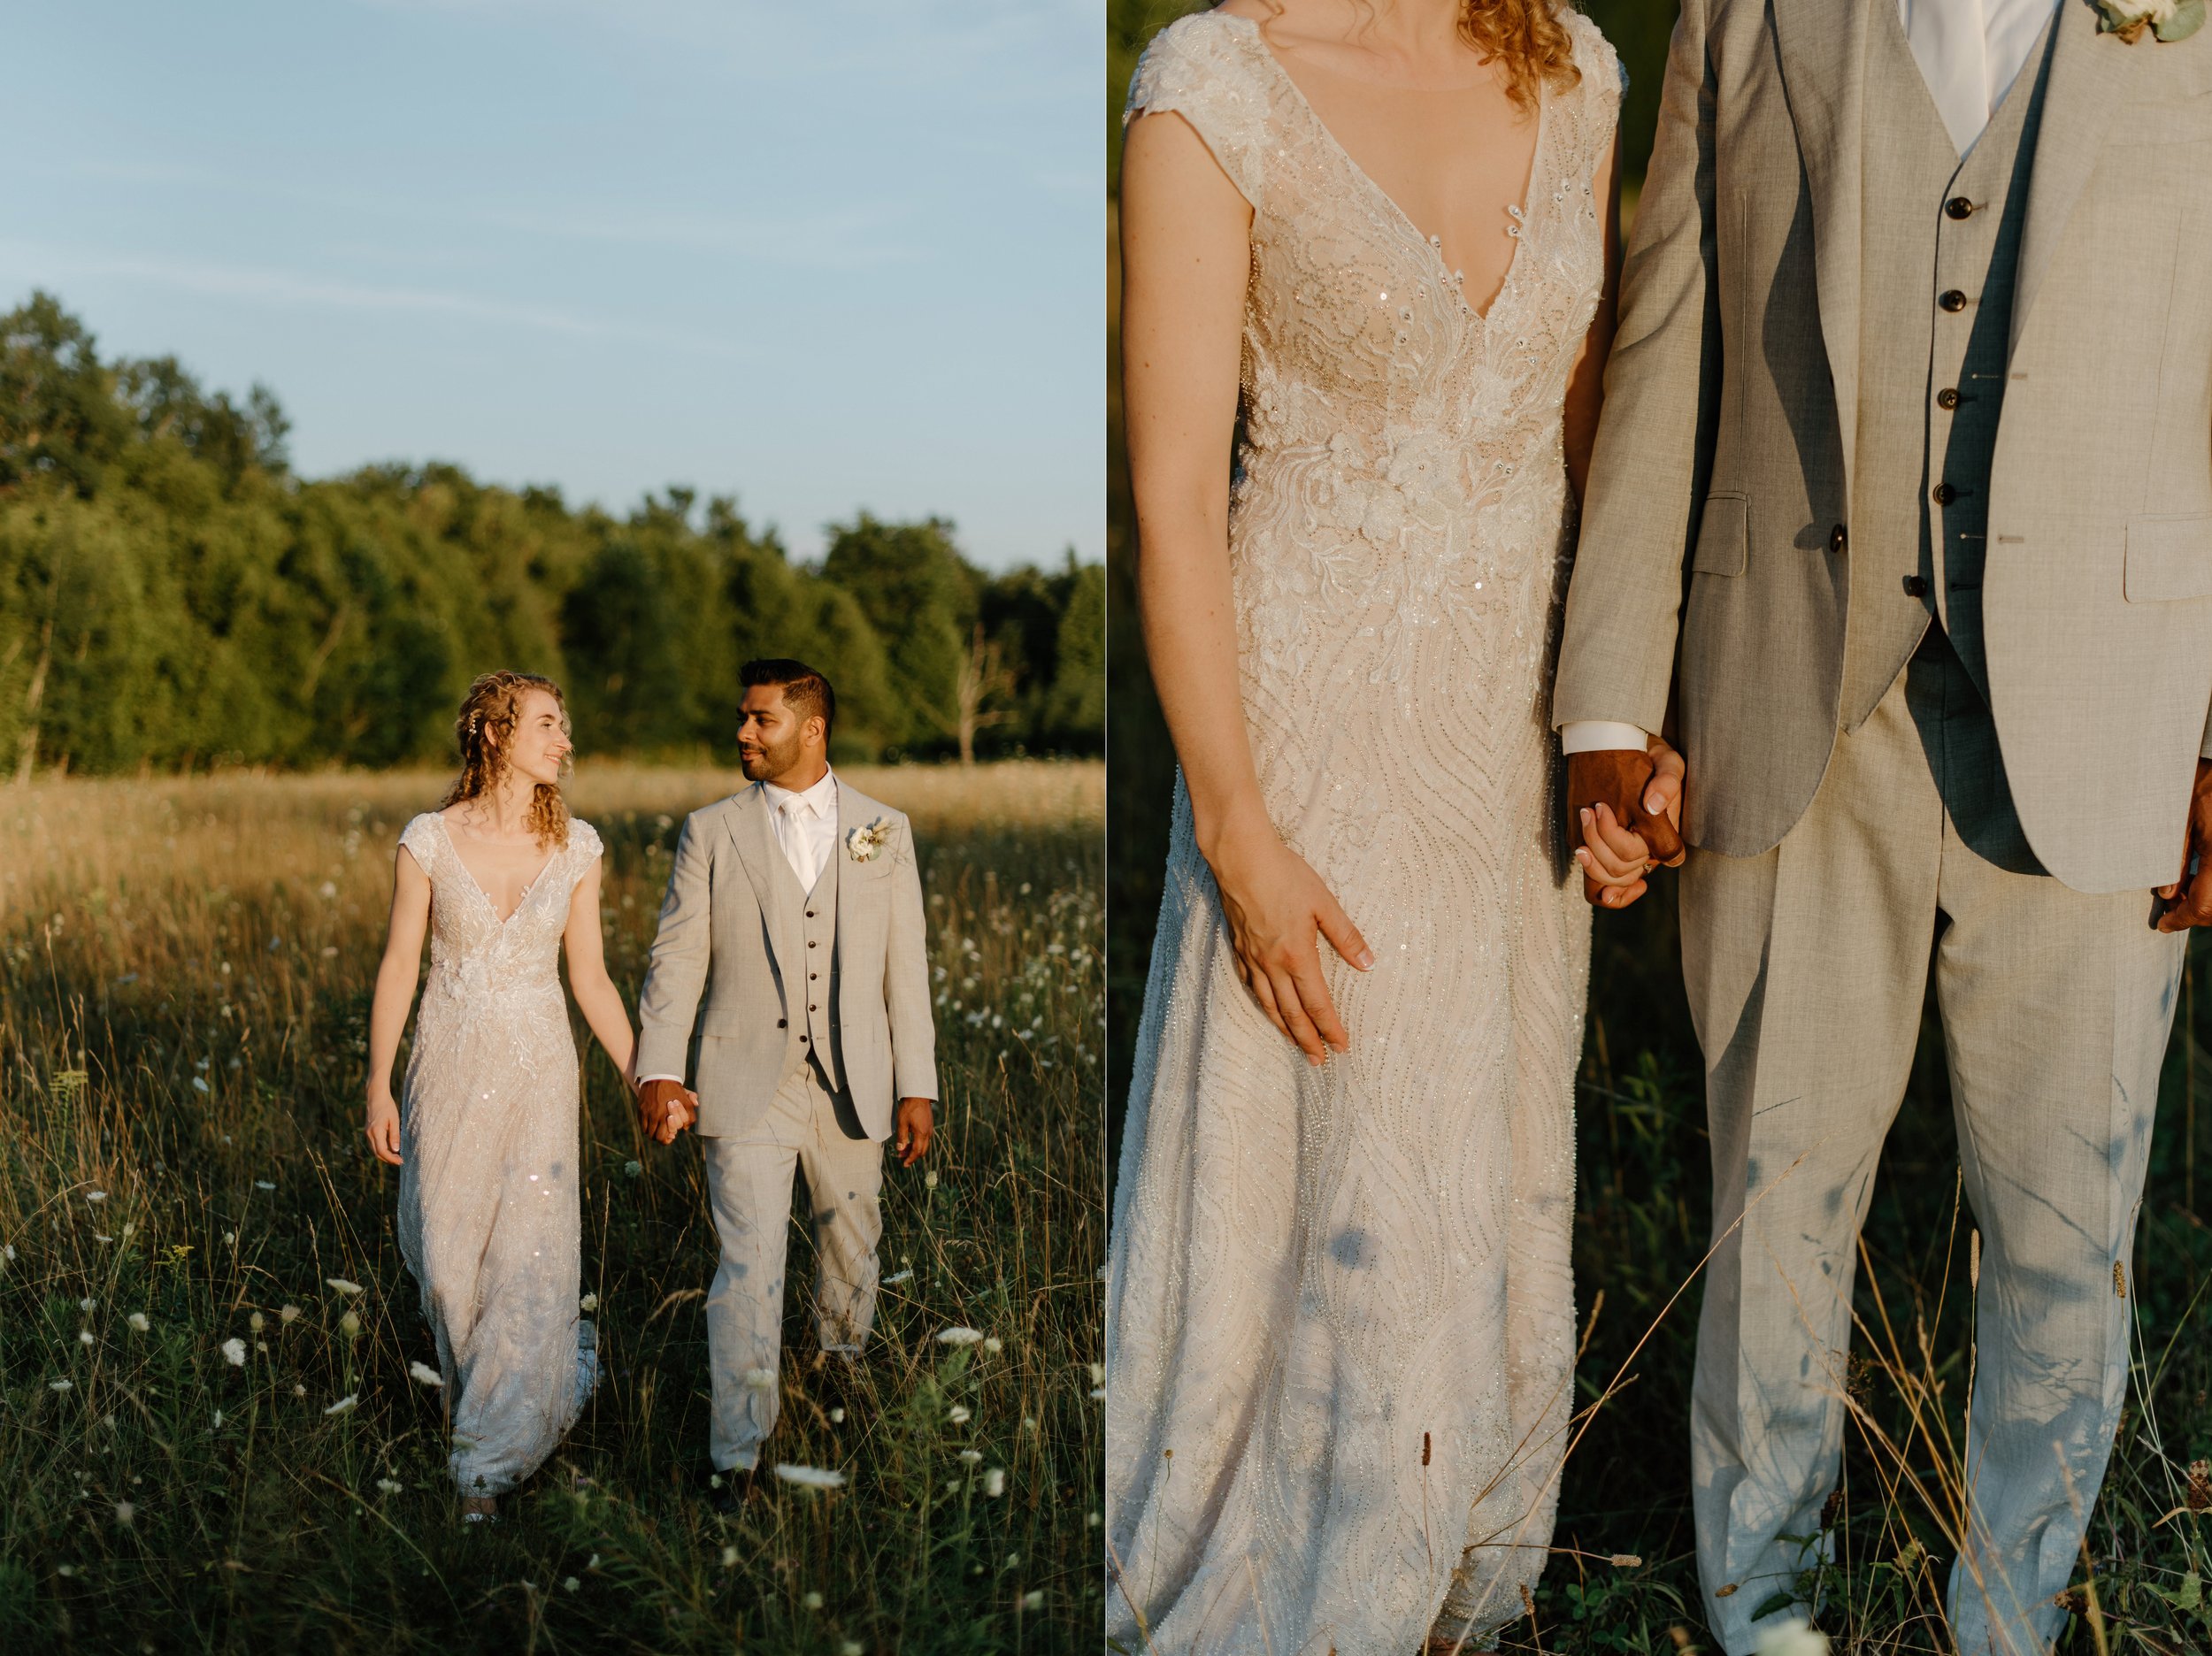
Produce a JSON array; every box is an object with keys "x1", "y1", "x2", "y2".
[
  {"x1": 1106, "y1": 12, "x2": 1618, "y2": 1652},
  {"x1": 396, "y1": 812, "x2": 603, "y2": 1497}
]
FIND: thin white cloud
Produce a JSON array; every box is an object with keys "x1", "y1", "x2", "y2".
[{"x1": 0, "y1": 238, "x2": 749, "y2": 359}]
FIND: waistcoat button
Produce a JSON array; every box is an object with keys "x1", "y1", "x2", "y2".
[
  {"x1": 1828, "y1": 523, "x2": 1847, "y2": 555},
  {"x1": 1939, "y1": 289, "x2": 1969, "y2": 312},
  {"x1": 1945, "y1": 196, "x2": 1976, "y2": 220},
  {"x1": 1937, "y1": 387, "x2": 1960, "y2": 410},
  {"x1": 1902, "y1": 575, "x2": 1929, "y2": 597},
  {"x1": 1932, "y1": 483, "x2": 1957, "y2": 506},
  {"x1": 777, "y1": 1017, "x2": 787, "y2": 1028}
]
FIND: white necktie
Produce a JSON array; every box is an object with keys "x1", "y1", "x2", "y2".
[
  {"x1": 1903, "y1": 0, "x2": 1993, "y2": 157},
  {"x1": 778, "y1": 797, "x2": 818, "y2": 889}
]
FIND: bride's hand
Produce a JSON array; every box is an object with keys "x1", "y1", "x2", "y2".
[
  {"x1": 365, "y1": 1092, "x2": 403, "y2": 1167},
  {"x1": 1205, "y1": 819, "x2": 1374, "y2": 1066}
]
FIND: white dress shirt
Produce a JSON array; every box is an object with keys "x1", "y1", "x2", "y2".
[
  {"x1": 763, "y1": 766, "x2": 838, "y2": 893},
  {"x1": 638, "y1": 768, "x2": 838, "y2": 1089},
  {"x1": 1560, "y1": 0, "x2": 2061, "y2": 759}
]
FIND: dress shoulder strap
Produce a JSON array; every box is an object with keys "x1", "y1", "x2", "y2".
[
  {"x1": 398, "y1": 812, "x2": 443, "y2": 877},
  {"x1": 1125, "y1": 12, "x2": 1275, "y2": 213}
]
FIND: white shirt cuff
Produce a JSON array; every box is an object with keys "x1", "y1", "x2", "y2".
[
  {"x1": 636, "y1": 1073, "x2": 687, "y2": 1087},
  {"x1": 1560, "y1": 720, "x2": 1654, "y2": 755}
]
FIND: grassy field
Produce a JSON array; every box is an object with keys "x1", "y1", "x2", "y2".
[{"x1": 0, "y1": 759, "x2": 1103, "y2": 1653}]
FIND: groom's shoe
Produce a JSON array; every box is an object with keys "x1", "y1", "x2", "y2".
[{"x1": 703, "y1": 1463, "x2": 757, "y2": 1515}]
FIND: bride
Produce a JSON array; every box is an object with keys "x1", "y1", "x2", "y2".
[
  {"x1": 1107, "y1": 1, "x2": 1677, "y2": 1649},
  {"x1": 364, "y1": 670, "x2": 691, "y2": 1519}
]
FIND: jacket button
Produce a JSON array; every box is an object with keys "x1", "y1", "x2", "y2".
[
  {"x1": 809, "y1": 1004, "x2": 818, "y2": 1012},
  {"x1": 808, "y1": 939, "x2": 818, "y2": 947},
  {"x1": 1937, "y1": 387, "x2": 1960, "y2": 410},
  {"x1": 1827, "y1": 523, "x2": 1847, "y2": 554},
  {"x1": 1932, "y1": 482, "x2": 1956, "y2": 505},
  {"x1": 810, "y1": 971, "x2": 818, "y2": 980},
  {"x1": 1939, "y1": 289, "x2": 1968, "y2": 312},
  {"x1": 1902, "y1": 575, "x2": 1929, "y2": 597},
  {"x1": 1945, "y1": 196, "x2": 1975, "y2": 219},
  {"x1": 805, "y1": 910, "x2": 815, "y2": 918}
]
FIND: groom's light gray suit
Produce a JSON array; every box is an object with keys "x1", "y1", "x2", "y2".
[
  {"x1": 1555, "y1": 2, "x2": 2211, "y2": 1650},
  {"x1": 636, "y1": 776, "x2": 937, "y2": 1470}
]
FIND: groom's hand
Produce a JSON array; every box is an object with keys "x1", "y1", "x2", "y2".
[
  {"x1": 637, "y1": 1078, "x2": 693, "y2": 1146},
  {"x1": 1567, "y1": 741, "x2": 1686, "y2": 909},
  {"x1": 894, "y1": 1097, "x2": 933, "y2": 1167},
  {"x1": 2156, "y1": 758, "x2": 2212, "y2": 932}
]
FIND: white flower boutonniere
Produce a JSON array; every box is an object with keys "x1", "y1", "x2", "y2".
[
  {"x1": 2098, "y1": 0, "x2": 2204, "y2": 43},
  {"x1": 845, "y1": 817, "x2": 892, "y2": 863}
]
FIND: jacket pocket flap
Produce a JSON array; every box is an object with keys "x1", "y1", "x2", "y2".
[
  {"x1": 1692, "y1": 494, "x2": 1749, "y2": 577},
  {"x1": 2124, "y1": 513, "x2": 2212, "y2": 602}
]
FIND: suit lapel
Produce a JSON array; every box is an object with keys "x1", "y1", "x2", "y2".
[
  {"x1": 1771, "y1": 0, "x2": 1872, "y2": 488},
  {"x1": 2010, "y1": 0, "x2": 2133, "y2": 356},
  {"x1": 724, "y1": 785, "x2": 796, "y2": 981}
]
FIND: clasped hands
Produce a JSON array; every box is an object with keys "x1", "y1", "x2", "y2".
[
  {"x1": 1567, "y1": 740, "x2": 1687, "y2": 909},
  {"x1": 632, "y1": 1076, "x2": 940, "y2": 1165}
]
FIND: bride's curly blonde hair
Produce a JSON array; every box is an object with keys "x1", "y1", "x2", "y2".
[
  {"x1": 1263, "y1": 0, "x2": 1580, "y2": 111},
  {"x1": 439, "y1": 671, "x2": 572, "y2": 849},
  {"x1": 1462, "y1": 0, "x2": 1579, "y2": 111}
]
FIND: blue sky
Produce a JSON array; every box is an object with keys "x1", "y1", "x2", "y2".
[{"x1": 2, "y1": 0, "x2": 1099, "y2": 571}]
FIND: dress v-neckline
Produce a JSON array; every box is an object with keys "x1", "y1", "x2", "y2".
[
  {"x1": 1240, "y1": 15, "x2": 1548, "y2": 324},
  {"x1": 436, "y1": 813, "x2": 558, "y2": 927}
]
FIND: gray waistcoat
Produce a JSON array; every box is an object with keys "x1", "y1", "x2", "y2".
[
  {"x1": 772, "y1": 831, "x2": 843, "y2": 1092},
  {"x1": 1842, "y1": 8, "x2": 2058, "y2": 720}
]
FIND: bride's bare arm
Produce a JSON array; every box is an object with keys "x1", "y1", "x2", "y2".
[
  {"x1": 1122, "y1": 107, "x2": 1373, "y2": 1067},
  {"x1": 1563, "y1": 129, "x2": 1624, "y2": 506},
  {"x1": 365, "y1": 845, "x2": 431, "y2": 1166},
  {"x1": 561, "y1": 860, "x2": 641, "y2": 1086}
]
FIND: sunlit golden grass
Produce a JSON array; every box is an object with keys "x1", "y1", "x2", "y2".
[{"x1": 0, "y1": 760, "x2": 1103, "y2": 1652}]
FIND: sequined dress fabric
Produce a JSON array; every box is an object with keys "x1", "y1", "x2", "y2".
[
  {"x1": 396, "y1": 813, "x2": 603, "y2": 1496},
  {"x1": 1106, "y1": 13, "x2": 1617, "y2": 1651}
]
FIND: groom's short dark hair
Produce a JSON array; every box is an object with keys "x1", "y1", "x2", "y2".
[{"x1": 741, "y1": 657, "x2": 836, "y2": 740}]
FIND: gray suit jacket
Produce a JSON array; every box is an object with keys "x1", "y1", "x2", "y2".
[
  {"x1": 634, "y1": 778, "x2": 938, "y2": 1141},
  {"x1": 1553, "y1": 0, "x2": 2212, "y2": 892}
]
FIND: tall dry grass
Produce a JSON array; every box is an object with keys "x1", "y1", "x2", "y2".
[{"x1": 0, "y1": 759, "x2": 1103, "y2": 1652}]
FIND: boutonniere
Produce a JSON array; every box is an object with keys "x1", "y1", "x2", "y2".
[
  {"x1": 2097, "y1": 0, "x2": 2204, "y2": 43},
  {"x1": 845, "y1": 817, "x2": 891, "y2": 862}
]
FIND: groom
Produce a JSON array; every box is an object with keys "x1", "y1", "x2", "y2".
[
  {"x1": 633, "y1": 657, "x2": 938, "y2": 1505},
  {"x1": 1555, "y1": 2, "x2": 2212, "y2": 1652}
]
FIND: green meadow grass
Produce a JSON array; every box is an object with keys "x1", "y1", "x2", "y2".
[{"x1": 0, "y1": 761, "x2": 1103, "y2": 1653}]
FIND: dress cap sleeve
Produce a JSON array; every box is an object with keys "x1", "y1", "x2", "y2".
[
  {"x1": 398, "y1": 812, "x2": 442, "y2": 873},
  {"x1": 1125, "y1": 12, "x2": 1272, "y2": 213}
]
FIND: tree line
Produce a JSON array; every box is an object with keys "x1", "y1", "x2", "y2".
[{"x1": 0, "y1": 292, "x2": 1103, "y2": 778}]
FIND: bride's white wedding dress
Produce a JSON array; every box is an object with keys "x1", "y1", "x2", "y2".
[
  {"x1": 1107, "y1": 12, "x2": 1619, "y2": 1652},
  {"x1": 396, "y1": 811, "x2": 603, "y2": 1496}
]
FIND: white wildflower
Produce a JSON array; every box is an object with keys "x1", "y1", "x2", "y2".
[
  {"x1": 1087, "y1": 1511, "x2": 1100, "y2": 1528},
  {"x1": 1023, "y1": 1590, "x2": 1044, "y2": 1610},
  {"x1": 935, "y1": 1326, "x2": 985, "y2": 1346},
  {"x1": 579, "y1": 1292, "x2": 598, "y2": 1313},
  {"x1": 326, "y1": 1277, "x2": 364, "y2": 1296},
  {"x1": 948, "y1": 1404, "x2": 972, "y2": 1424},
  {"x1": 985, "y1": 1468, "x2": 1006, "y2": 1497},
  {"x1": 324, "y1": 1393, "x2": 358, "y2": 1415},
  {"x1": 1087, "y1": 1361, "x2": 1103, "y2": 1384},
  {"x1": 923, "y1": 1169, "x2": 939, "y2": 1189},
  {"x1": 292, "y1": 1384, "x2": 306, "y2": 1397},
  {"x1": 881, "y1": 1269, "x2": 913, "y2": 1285},
  {"x1": 191, "y1": 1078, "x2": 210, "y2": 1094},
  {"x1": 841, "y1": 1643, "x2": 865, "y2": 1656},
  {"x1": 249, "y1": 1312, "x2": 265, "y2": 1333},
  {"x1": 212, "y1": 1409, "x2": 223, "y2": 1427},
  {"x1": 802, "y1": 1590, "x2": 824, "y2": 1609},
  {"x1": 79, "y1": 1297, "x2": 95, "y2": 1312},
  {"x1": 86, "y1": 1192, "x2": 106, "y2": 1203},
  {"x1": 622, "y1": 1161, "x2": 641, "y2": 1179},
  {"x1": 221, "y1": 1338, "x2": 246, "y2": 1367},
  {"x1": 254, "y1": 1181, "x2": 275, "y2": 1191},
  {"x1": 114, "y1": 1501, "x2": 134, "y2": 1525},
  {"x1": 983, "y1": 1337, "x2": 1002, "y2": 1353},
  {"x1": 78, "y1": 1330, "x2": 94, "y2": 1346},
  {"x1": 375, "y1": 1478, "x2": 402, "y2": 1495},
  {"x1": 829, "y1": 1407, "x2": 846, "y2": 1423},
  {"x1": 1755, "y1": 1620, "x2": 1831, "y2": 1656},
  {"x1": 127, "y1": 1313, "x2": 149, "y2": 1333},
  {"x1": 49, "y1": 1379, "x2": 71, "y2": 1392},
  {"x1": 280, "y1": 1304, "x2": 301, "y2": 1323},
  {"x1": 339, "y1": 1311, "x2": 360, "y2": 1336},
  {"x1": 958, "y1": 1449, "x2": 982, "y2": 1464},
  {"x1": 772, "y1": 1463, "x2": 847, "y2": 1490},
  {"x1": 720, "y1": 1545, "x2": 738, "y2": 1568},
  {"x1": 409, "y1": 1361, "x2": 444, "y2": 1388},
  {"x1": 563, "y1": 1576, "x2": 580, "y2": 1593}
]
